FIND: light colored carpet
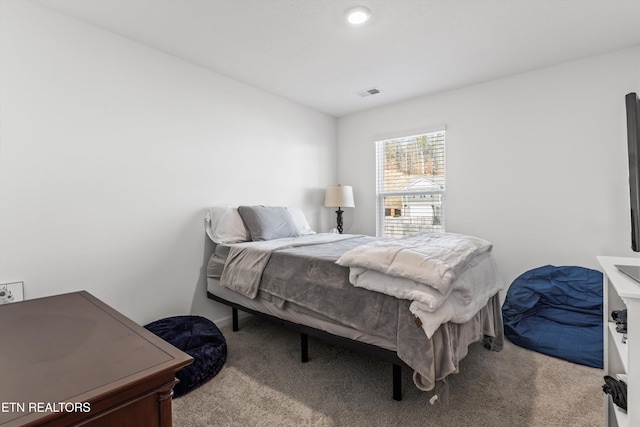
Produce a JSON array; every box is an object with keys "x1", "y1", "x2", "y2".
[{"x1": 173, "y1": 317, "x2": 604, "y2": 427}]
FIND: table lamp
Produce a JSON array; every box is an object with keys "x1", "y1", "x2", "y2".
[{"x1": 324, "y1": 185, "x2": 355, "y2": 233}]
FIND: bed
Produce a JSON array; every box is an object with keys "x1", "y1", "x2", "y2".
[{"x1": 205, "y1": 205, "x2": 504, "y2": 401}]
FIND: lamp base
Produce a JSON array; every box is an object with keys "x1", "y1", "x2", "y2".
[{"x1": 335, "y1": 208, "x2": 344, "y2": 234}]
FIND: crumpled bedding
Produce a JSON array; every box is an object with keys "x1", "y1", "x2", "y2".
[
  {"x1": 336, "y1": 232, "x2": 499, "y2": 337},
  {"x1": 349, "y1": 253, "x2": 503, "y2": 338},
  {"x1": 398, "y1": 293, "x2": 503, "y2": 392},
  {"x1": 336, "y1": 232, "x2": 493, "y2": 294}
]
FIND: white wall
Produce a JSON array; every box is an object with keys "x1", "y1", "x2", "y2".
[
  {"x1": 337, "y1": 46, "x2": 640, "y2": 289},
  {"x1": 0, "y1": 1, "x2": 337, "y2": 324},
  {"x1": 3, "y1": 2, "x2": 639, "y2": 325}
]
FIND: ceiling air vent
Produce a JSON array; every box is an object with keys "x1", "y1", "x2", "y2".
[{"x1": 356, "y1": 87, "x2": 382, "y2": 98}]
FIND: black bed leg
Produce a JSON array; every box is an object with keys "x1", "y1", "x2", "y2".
[
  {"x1": 392, "y1": 364, "x2": 402, "y2": 401},
  {"x1": 301, "y1": 333, "x2": 309, "y2": 363},
  {"x1": 232, "y1": 307, "x2": 239, "y2": 332}
]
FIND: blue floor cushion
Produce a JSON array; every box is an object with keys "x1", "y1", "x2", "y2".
[
  {"x1": 145, "y1": 315, "x2": 227, "y2": 397},
  {"x1": 502, "y1": 265, "x2": 603, "y2": 368}
]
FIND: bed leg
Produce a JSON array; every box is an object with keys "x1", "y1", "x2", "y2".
[
  {"x1": 393, "y1": 364, "x2": 402, "y2": 401},
  {"x1": 301, "y1": 333, "x2": 309, "y2": 363},
  {"x1": 232, "y1": 307, "x2": 239, "y2": 332}
]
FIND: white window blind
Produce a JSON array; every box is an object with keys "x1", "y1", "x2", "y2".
[{"x1": 375, "y1": 128, "x2": 446, "y2": 237}]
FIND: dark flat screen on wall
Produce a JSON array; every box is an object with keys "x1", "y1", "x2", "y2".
[{"x1": 626, "y1": 92, "x2": 640, "y2": 252}]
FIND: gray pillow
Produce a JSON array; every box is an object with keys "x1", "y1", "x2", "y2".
[{"x1": 238, "y1": 206, "x2": 300, "y2": 241}]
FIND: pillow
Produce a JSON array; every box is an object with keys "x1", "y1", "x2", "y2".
[
  {"x1": 286, "y1": 207, "x2": 316, "y2": 235},
  {"x1": 204, "y1": 205, "x2": 249, "y2": 244},
  {"x1": 238, "y1": 206, "x2": 300, "y2": 241}
]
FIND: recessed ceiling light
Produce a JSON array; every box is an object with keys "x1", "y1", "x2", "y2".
[{"x1": 345, "y1": 6, "x2": 371, "y2": 25}]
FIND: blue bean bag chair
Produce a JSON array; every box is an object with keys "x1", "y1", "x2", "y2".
[
  {"x1": 145, "y1": 315, "x2": 227, "y2": 397},
  {"x1": 502, "y1": 265, "x2": 603, "y2": 368}
]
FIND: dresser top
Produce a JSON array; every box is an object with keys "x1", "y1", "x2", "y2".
[
  {"x1": 598, "y1": 256, "x2": 640, "y2": 300},
  {"x1": 0, "y1": 291, "x2": 192, "y2": 425}
]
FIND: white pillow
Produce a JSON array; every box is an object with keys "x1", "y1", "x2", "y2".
[
  {"x1": 204, "y1": 205, "x2": 249, "y2": 244},
  {"x1": 286, "y1": 207, "x2": 316, "y2": 235}
]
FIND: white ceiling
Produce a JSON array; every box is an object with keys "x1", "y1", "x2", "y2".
[{"x1": 32, "y1": 0, "x2": 640, "y2": 117}]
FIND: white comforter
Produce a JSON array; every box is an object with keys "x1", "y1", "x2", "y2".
[{"x1": 336, "y1": 232, "x2": 502, "y2": 338}]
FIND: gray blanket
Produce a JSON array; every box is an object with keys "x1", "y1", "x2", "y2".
[
  {"x1": 258, "y1": 235, "x2": 399, "y2": 340},
  {"x1": 220, "y1": 234, "x2": 364, "y2": 298}
]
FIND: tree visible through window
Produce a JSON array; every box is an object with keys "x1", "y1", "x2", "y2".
[{"x1": 375, "y1": 128, "x2": 446, "y2": 237}]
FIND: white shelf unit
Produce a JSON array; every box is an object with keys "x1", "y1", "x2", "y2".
[{"x1": 598, "y1": 256, "x2": 640, "y2": 427}]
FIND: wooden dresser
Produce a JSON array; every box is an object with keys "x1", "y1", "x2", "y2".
[{"x1": 0, "y1": 291, "x2": 193, "y2": 427}]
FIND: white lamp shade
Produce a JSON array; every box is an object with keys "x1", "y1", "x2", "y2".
[{"x1": 324, "y1": 185, "x2": 355, "y2": 208}]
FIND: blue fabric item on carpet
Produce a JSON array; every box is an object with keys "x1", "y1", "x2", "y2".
[
  {"x1": 502, "y1": 265, "x2": 603, "y2": 368},
  {"x1": 145, "y1": 315, "x2": 227, "y2": 397}
]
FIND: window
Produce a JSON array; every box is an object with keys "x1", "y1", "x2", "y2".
[{"x1": 375, "y1": 127, "x2": 446, "y2": 237}]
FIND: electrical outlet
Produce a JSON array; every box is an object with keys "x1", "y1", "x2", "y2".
[{"x1": 0, "y1": 282, "x2": 24, "y2": 304}]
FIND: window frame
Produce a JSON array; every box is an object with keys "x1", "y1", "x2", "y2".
[{"x1": 374, "y1": 125, "x2": 447, "y2": 237}]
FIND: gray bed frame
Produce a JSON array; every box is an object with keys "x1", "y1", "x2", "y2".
[{"x1": 207, "y1": 291, "x2": 407, "y2": 401}]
